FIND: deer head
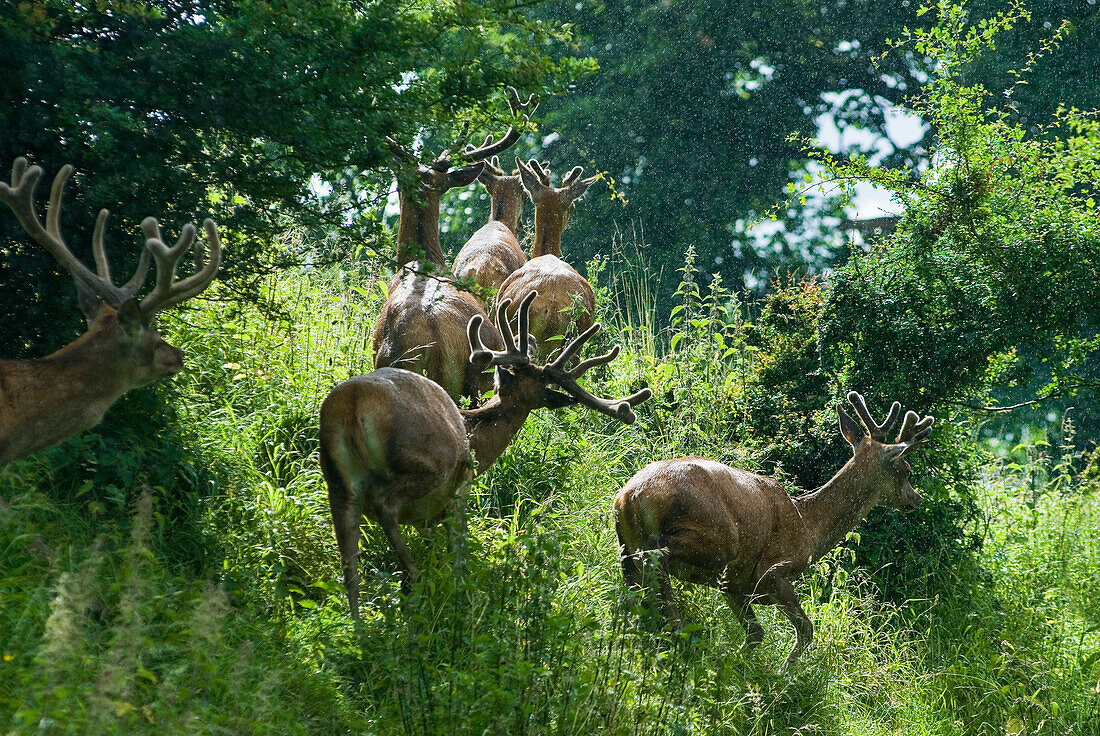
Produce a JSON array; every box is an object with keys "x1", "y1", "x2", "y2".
[
  {"x1": 515, "y1": 158, "x2": 599, "y2": 258},
  {"x1": 837, "y1": 391, "x2": 934, "y2": 511},
  {"x1": 468, "y1": 291, "x2": 652, "y2": 423},
  {"x1": 0, "y1": 157, "x2": 222, "y2": 464}
]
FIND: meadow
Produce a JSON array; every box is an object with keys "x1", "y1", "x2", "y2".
[{"x1": 2, "y1": 254, "x2": 1098, "y2": 735}]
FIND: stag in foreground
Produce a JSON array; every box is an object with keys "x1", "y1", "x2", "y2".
[
  {"x1": 0, "y1": 157, "x2": 222, "y2": 465},
  {"x1": 372, "y1": 89, "x2": 536, "y2": 401},
  {"x1": 614, "y1": 392, "x2": 934, "y2": 667},
  {"x1": 322, "y1": 291, "x2": 651, "y2": 617},
  {"x1": 496, "y1": 159, "x2": 598, "y2": 358}
]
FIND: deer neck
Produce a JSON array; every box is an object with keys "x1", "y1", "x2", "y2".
[
  {"x1": 489, "y1": 182, "x2": 524, "y2": 235},
  {"x1": 396, "y1": 185, "x2": 446, "y2": 269},
  {"x1": 793, "y1": 455, "x2": 882, "y2": 562},
  {"x1": 530, "y1": 207, "x2": 566, "y2": 258},
  {"x1": 460, "y1": 395, "x2": 536, "y2": 474}
]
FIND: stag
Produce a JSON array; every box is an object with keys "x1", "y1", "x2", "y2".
[
  {"x1": 496, "y1": 159, "x2": 598, "y2": 359},
  {"x1": 322, "y1": 291, "x2": 651, "y2": 617},
  {"x1": 451, "y1": 155, "x2": 532, "y2": 306},
  {"x1": 371, "y1": 90, "x2": 535, "y2": 402},
  {"x1": 614, "y1": 392, "x2": 934, "y2": 667},
  {"x1": 0, "y1": 157, "x2": 222, "y2": 465}
]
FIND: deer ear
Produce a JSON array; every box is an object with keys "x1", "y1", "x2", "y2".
[
  {"x1": 838, "y1": 404, "x2": 866, "y2": 448},
  {"x1": 73, "y1": 276, "x2": 103, "y2": 325},
  {"x1": 445, "y1": 161, "x2": 486, "y2": 190},
  {"x1": 494, "y1": 365, "x2": 518, "y2": 393},
  {"x1": 116, "y1": 299, "x2": 145, "y2": 341},
  {"x1": 567, "y1": 175, "x2": 599, "y2": 202}
]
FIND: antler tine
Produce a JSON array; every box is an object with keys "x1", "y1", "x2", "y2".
[
  {"x1": 138, "y1": 217, "x2": 222, "y2": 317},
  {"x1": 464, "y1": 134, "x2": 494, "y2": 155},
  {"x1": 506, "y1": 86, "x2": 538, "y2": 119},
  {"x1": 0, "y1": 158, "x2": 129, "y2": 307},
  {"x1": 542, "y1": 327, "x2": 652, "y2": 424},
  {"x1": 467, "y1": 314, "x2": 494, "y2": 367},
  {"x1": 549, "y1": 322, "x2": 599, "y2": 371},
  {"x1": 526, "y1": 158, "x2": 552, "y2": 186},
  {"x1": 494, "y1": 297, "x2": 519, "y2": 356},
  {"x1": 846, "y1": 391, "x2": 902, "y2": 442},
  {"x1": 514, "y1": 290, "x2": 534, "y2": 358},
  {"x1": 569, "y1": 344, "x2": 620, "y2": 377},
  {"x1": 467, "y1": 293, "x2": 536, "y2": 369},
  {"x1": 562, "y1": 166, "x2": 584, "y2": 186},
  {"x1": 895, "y1": 410, "x2": 935, "y2": 444},
  {"x1": 462, "y1": 126, "x2": 519, "y2": 163}
]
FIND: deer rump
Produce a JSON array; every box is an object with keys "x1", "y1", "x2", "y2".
[
  {"x1": 497, "y1": 255, "x2": 594, "y2": 353},
  {"x1": 614, "y1": 458, "x2": 810, "y2": 595},
  {"x1": 372, "y1": 269, "x2": 504, "y2": 400},
  {"x1": 452, "y1": 221, "x2": 527, "y2": 297},
  {"x1": 320, "y1": 367, "x2": 471, "y2": 527}
]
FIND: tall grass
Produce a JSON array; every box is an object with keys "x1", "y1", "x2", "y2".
[{"x1": 1, "y1": 256, "x2": 1098, "y2": 734}]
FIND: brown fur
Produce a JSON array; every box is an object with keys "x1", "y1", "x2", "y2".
[
  {"x1": 0, "y1": 158, "x2": 221, "y2": 466},
  {"x1": 373, "y1": 132, "x2": 516, "y2": 402},
  {"x1": 493, "y1": 159, "x2": 599, "y2": 359},
  {"x1": 372, "y1": 265, "x2": 504, "y2": 400},
  {"x1": 613, "y1": 395, "x2": 933, "y2": 667},
  {"x1": 452, "y1": 162, "x2": 530, "y2": 307},
  {"x1": 0, "y1": 304, "x2": 183, "y2": 464},
  {"x1": 323, "y1": 296, "x2": 649, "y2": 617},
  {"x1": 452, "y1": 221, "x2": 527, "y2": 305},
  {"x1": 497, "y1": 255, "x2": 595, "y2": 358}
]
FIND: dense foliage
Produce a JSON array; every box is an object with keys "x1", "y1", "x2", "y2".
[
  {"x1": 513, "y1": 0, "x2": 1100, "y2": 308},
  {"x1": 1, "y1": 1, "x2": 1100, "y2": 734},
  {"x1": 0, "y1": 0, "x2": 589, "y2": 355}
]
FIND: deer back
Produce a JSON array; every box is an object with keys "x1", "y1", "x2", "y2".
[
  {"x1": 614, "y1": 458, "x2": 810, "y2": 588},
  {"x1": 451, "y1": 221, "x2": 527, "y2": 305},
  {"x1": 495, "y1": 255, "x2": 594, "y2": 358},
  {"x1": 372, "y1": 267, "x2": 504, "y2": 401},
  {"x1": 320, "y1": 367, "x2": 470, "y2": 525}
]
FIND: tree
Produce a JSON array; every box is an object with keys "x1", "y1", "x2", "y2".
[
  {"x1": 514, "y1": 0, "x2": 1099, "y2": 311},
  {"x1": 0, "y1": 0, "x2": 589, "y2": 356}
]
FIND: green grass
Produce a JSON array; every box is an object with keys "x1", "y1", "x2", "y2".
[{"x1": 2, "y1": 265, "x2": 1099, "y2": 734}]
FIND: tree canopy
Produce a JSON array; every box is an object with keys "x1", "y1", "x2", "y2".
[{"x1": 0, "y1": 0, "x2": 589, "y2": 355}]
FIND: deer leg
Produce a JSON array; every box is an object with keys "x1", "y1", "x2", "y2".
[
  {"x1": 616, "y1": 519, "x2": 642, "y2": 590},
  {"x1": 322, "y1": 445, "x2": 366, "y2": 619},
  {"x1": 376, "y1": 511, "x2": 418, "y2": 593},
  {"x1": 757, "y1": 572, "x2": 813, "y2": 667},
  {"x1": 723, "y1": 589, "x2": 765, "y2": 654},
  {"x1": 444, "y1": 475, "x2": 470, "y2": 580},
  {"x1": 645, "y1": 534, "x2": 681, "y2": 630}
]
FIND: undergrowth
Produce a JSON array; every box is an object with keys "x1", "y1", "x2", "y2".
[{"x1": 1, "y1": 260, "x2": 1098, "y2": 734}]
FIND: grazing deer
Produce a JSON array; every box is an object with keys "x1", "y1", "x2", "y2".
[
  {"x1": 451, "y1": 155, "x2": 531, "y2": 306},
  {"x1": 322, "y1": 291, "x2": 651, "y2": 617},
  {"x1": 496, "y1": 159, "x2": 599, "y2": 359},
  {"x1": 0, "y1": 157, "x2": 221, "y2": 465},
  {"x1": 371, "y1": 90, "x2": 535, "y2": 401},
  {"x1": 614, "y1": 392, "x2": 934, "y2": 667}
]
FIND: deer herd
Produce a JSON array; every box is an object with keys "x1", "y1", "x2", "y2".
[{"x1": 0, "y1": 89, "x2": 936, "y2": 666}]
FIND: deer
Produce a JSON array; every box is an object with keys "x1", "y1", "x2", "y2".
[
  {"x1": 613, "y1": 392, "x2": 934, "y2": 668},
  {"x1": 450, "y1": 155, "x2": 532, "y2": 307},
  {"x1": 371, "y1": 90, "x2": 535, "y2": 402},
  {"x1": 495, "y1": 158, "x2": 599, "y2": 360},
  {"x1": 0, "y1": 157, "x2": 222, "y2": 466},
  {"x1": 322, "y1": 290, "x2": 652, "y2": 618}
]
